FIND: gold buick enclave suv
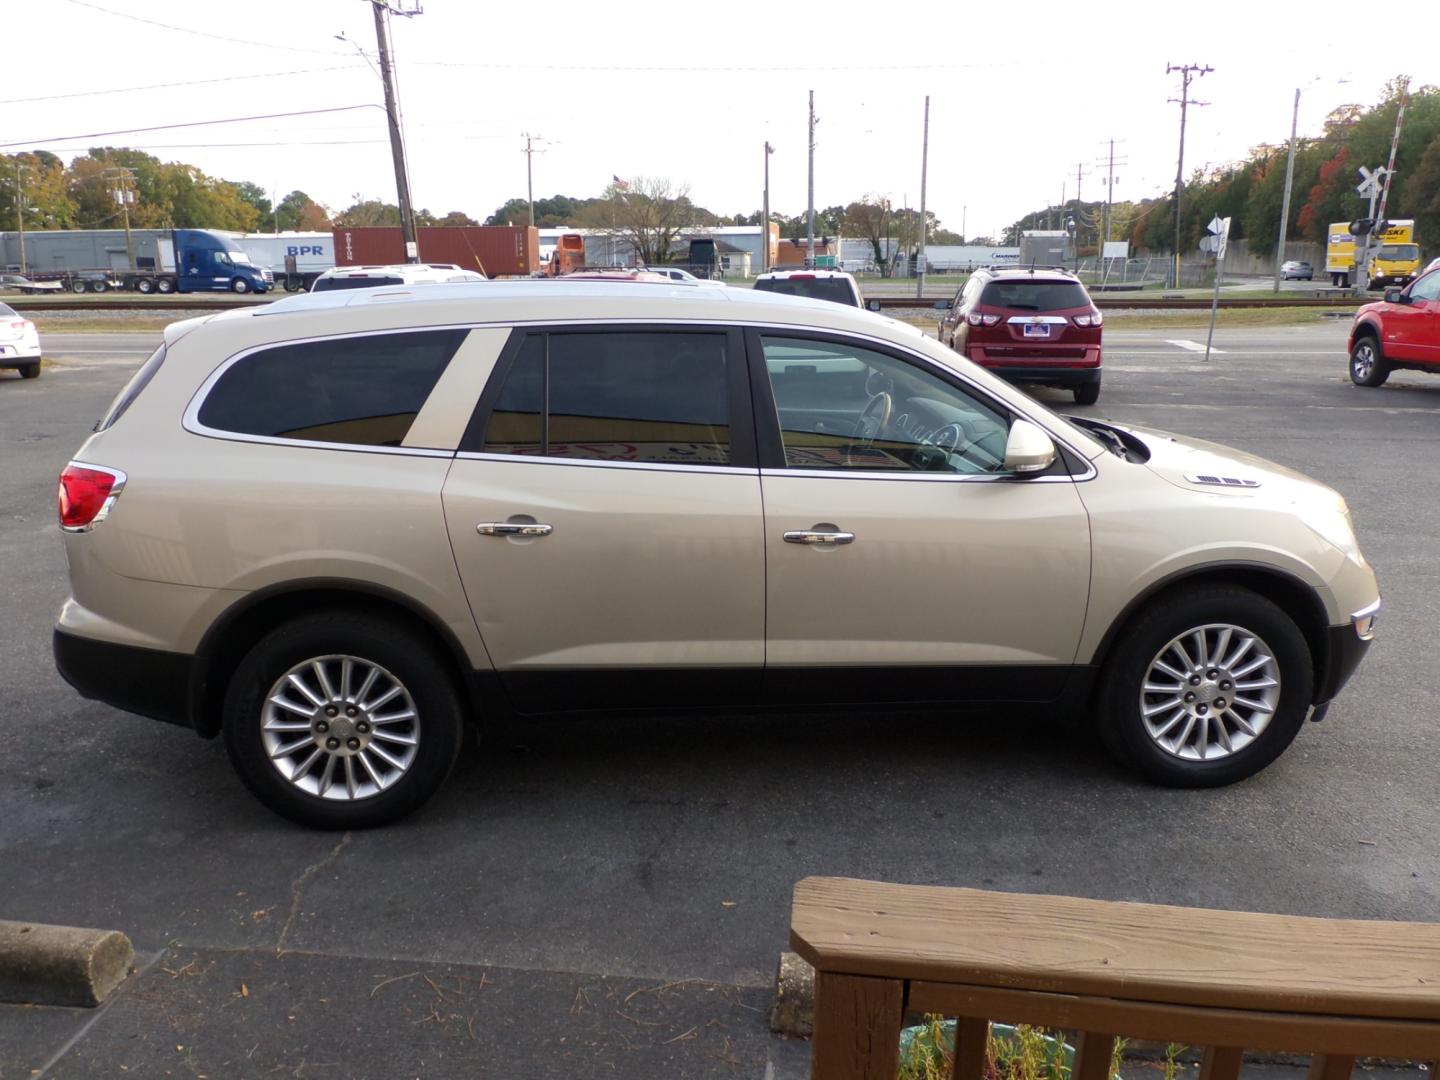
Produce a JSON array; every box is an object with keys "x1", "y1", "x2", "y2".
[{"x1": 54, "y1": 281, "x2": 1380, "y2": 827}]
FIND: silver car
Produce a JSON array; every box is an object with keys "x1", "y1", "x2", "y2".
[{"x1": 53, "y1": 281, "x2": 1380, "y2": 827}]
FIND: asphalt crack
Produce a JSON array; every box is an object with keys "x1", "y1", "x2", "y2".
[{"x1": 276, "y1": 832, "x2": 352, "y2": 956}]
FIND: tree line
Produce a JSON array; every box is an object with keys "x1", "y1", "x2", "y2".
[{"x1": 1004, "y1": 79, "x2": 1440, "y2": 256}]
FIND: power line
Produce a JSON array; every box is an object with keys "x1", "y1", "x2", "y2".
[
  {"x1": 0, "y1": 105, "x2": 384, "y2": 150},
  {"x1": 60, "y1": 0, "x2": 353, "y2": 56},
  {"x1": 0, "y1": 66, "x2": 366, "y2": 106},
  {"x1": 411, "y1": 58, "x2": 1022, "y2": 74}
]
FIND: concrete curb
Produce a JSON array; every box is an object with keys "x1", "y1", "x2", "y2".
[
  {"x1": 769, "y1": 951, "x2": 814, "y2": 1037},
  {"x1": 0, "y1": 920, "x2": 134, "y2": 1007}
]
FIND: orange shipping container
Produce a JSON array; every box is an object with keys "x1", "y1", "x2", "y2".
[{"x1": 331, "y1": 226, "x2": 540, "y2": 276}]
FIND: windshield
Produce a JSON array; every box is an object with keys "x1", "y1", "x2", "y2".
[
  {"x1": 980, "y1": 280, "x2": 1090, "y2": 311},
  {"x1": 311, "y1": 275, "x2": 405, "y2": 292},
  {"x1": 228, "y1": 251, "x2": 253, "y2": 264},
  {"x1": 1378, "y1": 244, "x2": 1419, "y2": 261},
  {"x1": 754, "y1": 277, "x2": 857, "y2": 306}
]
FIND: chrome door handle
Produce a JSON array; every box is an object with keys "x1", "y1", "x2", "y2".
[
  {"x1": 477, "y1": 522, "x2": 553, "y2": 537},
  {"x1": 783, "y1": 529, "x2": 855, "y2": 545}
]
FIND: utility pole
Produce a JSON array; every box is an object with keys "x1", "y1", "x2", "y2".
[
  {"x1": 104, "y1": 167, "x2": 136, "y2": 270},
  {"x1": 1357, "y1": 82, "x2": 1409, "y2": 298},
  {"x1": 1073, "y1": 161, "x2": 1088, "y2": 273},
  {"x1": 806, "y1": 90, "x2": 816, "y2": 269},
  {"x1": 1166, "y1": 62, "x2": 1213, "y2": 288},
  {"x1": 762, "y1": 141, "x2": 773, "y2": 274},
  {"x1": 1095, "y1": 140, "x2": 1126, "y2": 284},
  {"x1": 521, "y1": 133, "x2": 545, "y2": 228},
  {"x1": 370, "y1": 0, "x2": 421, "y2": 262},
  {"x1": 12, "y1": 160, "x2": 28, "y2": 273},
  {"x1": 916, "y1": 95, "x2": 930, "y2": 298},
  {"x1": 1272, "y1": 87, "x2": 1302, "y2": 294}
]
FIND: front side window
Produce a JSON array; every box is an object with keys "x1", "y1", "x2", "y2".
[
  {"x1": 1408, "y1": 273, "x2": 1440, "y2": 302},
  {"x1": 197, "y1": 329, "x2": 466, "y2": 447},
  {"x1": 482, "y1": 331, "x2": 732, "y2": 465},
  {"x1": 761, "y1": 336, "x2": 1011, "y2": 474}
]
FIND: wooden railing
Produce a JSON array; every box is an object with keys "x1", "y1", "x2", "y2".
[{"x1": 789, "y1": 877, "x2": 1440, "y2": 1080}]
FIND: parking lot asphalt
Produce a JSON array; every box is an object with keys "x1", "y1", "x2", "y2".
[{"x1": 2, "y1": 321, "x2": 1437, "y2": 1077}]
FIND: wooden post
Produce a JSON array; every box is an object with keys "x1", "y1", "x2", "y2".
[
  {"x1": 1200, "y1": 1046, "x2": 1245, "y2": 1080},
  {"x1": 1072, "y1": 1032, "x2": 1119, "y2": 1080},
  {"x1": 811, "y1": 971, "x2": 904, "y2": 1080},
  {"x1": 949, "y1": 1016, "x2": 989, "y2": 1080}
]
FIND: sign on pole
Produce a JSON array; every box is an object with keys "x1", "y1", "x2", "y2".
[{"x1": 1204, "y1": 216, "x2": 1232, "y2": 362}]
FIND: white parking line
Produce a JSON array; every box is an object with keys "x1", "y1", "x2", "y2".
[{"x1": 1165, "y1": 339, "x2": 1225, "y2": 354}]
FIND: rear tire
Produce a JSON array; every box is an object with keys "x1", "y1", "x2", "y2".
[
  {"x1": 135, "y1": 278, "x2": 155, "y2": 294},
  {"x1": 70, "y1": 280, "x2": 88, "y2": 294},
  {"x1": 1096, "y1": 585, "x2": 1312, "y2": 787},
  {"x1": 1349, "y1": 335, "x2": 1389, "y2": 387},
  {"x1": 18, "y1": 361, "x2": 40, "y2": 379},
  {"x1": 222, "y1": 612, "x2": 465, "y2": 829},
  {"x1": 156, "y1": 277, "x2": 176, "y2": 294},
  {"x1": 1073, "y1": 378, "x2": 1101, "y2": 405}
]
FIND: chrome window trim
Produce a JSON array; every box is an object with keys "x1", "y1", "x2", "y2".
[
  {"x1": 453, "y1": 450, "x2": 754, "y2": 478},
  {"x1": 181, "y1": 324, "x2": 473, "y2": 458},
  {"x1": 1005, "y1": 315, "x2": 1071, "y2": 325},
  {"x1": 760, "y1": 466, "x2": 1090, "y2": 484}
]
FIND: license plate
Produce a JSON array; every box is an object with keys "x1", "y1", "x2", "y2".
[{"x1": 1023, "y1": 323, "x2": 1051, "y2": 338}]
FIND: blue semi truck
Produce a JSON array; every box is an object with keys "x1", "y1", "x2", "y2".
[{"x1": 0, "y1": 227, "x2": 272, "y2": 294}]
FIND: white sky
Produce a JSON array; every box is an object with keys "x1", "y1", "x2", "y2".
[{"x1": 5, "y1": 0, "x2": 1428, "y2": 238}]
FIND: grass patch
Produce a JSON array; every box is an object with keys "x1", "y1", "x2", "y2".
[
  {"x1": 1107, "y1": 307, "x2": 1347, "y2": 330},
  {"x1": 899, "y1": 1018, "x2": 1133, "y2": 1080},
  {"x1": 33, "y1": 318, "x2": 172, "y2": 332}
]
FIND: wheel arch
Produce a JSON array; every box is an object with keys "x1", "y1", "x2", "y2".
[
  {"x1": 188, "y1": 580, "x2": 484, "y2": 738},
  {"x1": 1348, "y1": 318, "x2": 1382, "y2": 352},
  {"x1": 1087, "y1": 562, "x2": 1330, "y2": 704}
]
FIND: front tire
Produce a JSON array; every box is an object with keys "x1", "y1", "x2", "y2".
[
  {"x1": 1350, "y1": 335, "x2": 1389, "y2": 387},
  {"x1": 222, "y1": 612, "x2": 464, "y2": 828},
  {"x1": 231, "y1": 277, "x2": 250, "y2": 294},
  {"x1": 1096, "y1": 585, "x2": 1313, "y2": 787}
]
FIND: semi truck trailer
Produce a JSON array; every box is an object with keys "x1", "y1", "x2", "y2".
[
  {"x1": 0, "y1": 228, "x2": 272, "y2": 293},
  {"x1": 233, "y1": 231, "x2": 334, "y2": 292}
]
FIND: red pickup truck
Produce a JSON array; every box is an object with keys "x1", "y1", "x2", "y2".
[{"x1": 1348, "y1": 265, "x2": 1440, "y2": 386}]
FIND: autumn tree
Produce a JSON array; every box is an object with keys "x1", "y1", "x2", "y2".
[{"x1": 579, "y1": 177, "x2": 696, "y2": 265}]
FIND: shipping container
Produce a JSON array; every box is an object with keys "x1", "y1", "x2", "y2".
[{"x1": 332, "y1": 226, "x2": 539, "y2": 277}]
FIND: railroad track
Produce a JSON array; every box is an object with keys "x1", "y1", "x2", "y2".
[{"x1": 8, "y1": 294, "x2": 1365, "y2": 313}]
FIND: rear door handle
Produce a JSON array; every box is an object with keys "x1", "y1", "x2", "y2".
[
  {"x1": 477, "y1": 522, "x2": 553, "y2": 537},
  {"x1": 783, "y1": 529, "x2": 855, "y2": 545}
]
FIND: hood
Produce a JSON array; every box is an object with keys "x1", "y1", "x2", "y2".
[{"x1": 1104, "y1": 420, "x2": 1347, "y2": 511}]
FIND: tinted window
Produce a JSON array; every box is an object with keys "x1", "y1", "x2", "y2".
[
  {"x1": 482, "y1": 331, "x2": 731, "y2": 465},
  {"x1": 96, "y1": 344, "x2": 166, "y2": 432},
  {"x1": 761, "y1": 336, "x2": 1011, "y2": 474},
  {"x1": 311, "y1": 275, "x2": 406, "y2": 292},
  {"x1": 1409, "y1": 273, "x2": 1440, "y2": 302},
  {"x1": 754, "y1": 277, "x2": 858, "y2": 306},
  {"x1": 980, "y1": 280, "x2": 1089, "y2": 311},
  {"x1": 198, "y1": 330, "x2": 465, "y2": 447},
  {"x1": 0, "y1": 302, "x2": 16, "y2": 317}
]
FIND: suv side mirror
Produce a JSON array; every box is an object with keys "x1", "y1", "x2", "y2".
[
  {"x1": 1385, "y1": 288, "x2": 1407, "y2": 304},
  {"x1": 866, "y1": 299, "x2": 881, "y2": 311},
  {"x1": 1003, "y1": 420, "x2": 1057, "y2": 474}
]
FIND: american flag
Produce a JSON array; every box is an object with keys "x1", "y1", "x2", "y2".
[{"x1": 612, "y1": 175, "x2": 631, "y2": 191}]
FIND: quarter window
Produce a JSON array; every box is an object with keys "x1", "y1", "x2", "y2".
[
  {"x1": 481, "y1": 331, "x2": 733, "y2": 465},
  {"x1": 197, "y1": 329, "x2": 466, "y2": 447},
  {"x1": 761, "y1": 336, "x2": 1011, "y2": 474}
]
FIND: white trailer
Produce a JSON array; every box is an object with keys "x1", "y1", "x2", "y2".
[{"x1": 233, "y1": 232, "x2": 335, "y2": 291}]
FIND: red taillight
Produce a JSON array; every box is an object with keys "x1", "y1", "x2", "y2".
[
  {"x1": 58, "y1": 463, "x2": 126, "y2": 532},
  {"x1": 1073, "y1": 309, "x2": 1104, "y2": 328},
  {"x1": 966, "y1": 311, "x2": 1002, "y2": 327}
]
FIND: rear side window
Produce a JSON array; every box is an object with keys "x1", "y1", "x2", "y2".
[
  {"x1": 96, "y1": 343, "x2": 166, "y2": 432},
  {"x1": 754, "y1": 277, "x2": 858, "y2": 306},
  {"x1": 0, "y1": 302, "x2": 17, "y2": 317},
  {"x1": 197, "y1": 330, "x2": 466, "y2": 447},
  {"x1": 980, "y1": 280, "x2": 1089, "y2": 311},
  {"x1": 311, "y1": 275, "x2": 405, "y2": 292},
  {"x1": 481, "y1": 331, "x2": 732, "y2": 465}
]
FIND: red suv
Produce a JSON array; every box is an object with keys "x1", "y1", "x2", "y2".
[
  {"x1": 938, "y1": 266, "x2": 1103, "y2": 404},
  {"x1": 1348, "y1": 266, "x2": 1440, "y2": 387}
]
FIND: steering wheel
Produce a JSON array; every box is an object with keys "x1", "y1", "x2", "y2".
[{"x1": 847, "y1": 391, "x2": 894, "y2": 465}]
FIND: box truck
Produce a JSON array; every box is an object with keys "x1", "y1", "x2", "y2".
[{"x1": 1326, "y1": 219, "x2": 1420, "y2": 288}]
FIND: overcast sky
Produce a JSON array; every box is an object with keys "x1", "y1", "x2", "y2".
[{"x1": 5, "y1": 0, "x2": 1429, "y2": 238}]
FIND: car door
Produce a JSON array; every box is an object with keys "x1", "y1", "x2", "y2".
[
  {"x1": 442, "y1": 325, "x2": 765, "y2": 712},
  {"x1": 750, "y1": 330, "x2": 1092, "y2": 705},
  {"x1": 1394, "y1": 271, "x2": 1440, "y2": 363}
]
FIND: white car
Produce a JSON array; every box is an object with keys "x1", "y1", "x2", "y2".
[
  {"x1": 53, "y1": 281, "x2": 1379, "y2": 826},
  {"x1": 643, "y1": 266, "x2": 726, "y2": 287},
  {"x1": 0, "y1": 302, "x2": 41, "y2": 379},
  {"x1": 310, "y1": 263, "x2": 486, "y2": 292},
  {"x1": 753, "y1": 269, "x2": 863, "y2": 307}
]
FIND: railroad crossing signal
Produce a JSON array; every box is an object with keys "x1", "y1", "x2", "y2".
[{"x1": 1357, "y1": 166, "x2": 1389, "y2": 197}]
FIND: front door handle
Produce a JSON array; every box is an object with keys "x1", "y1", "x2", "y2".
[
  {"x1": 783, "y1": 529, "x2": 855, "y2": 545},
  {"x1": 477, "y1": 522, "x2": 553, "y2": 537}
]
